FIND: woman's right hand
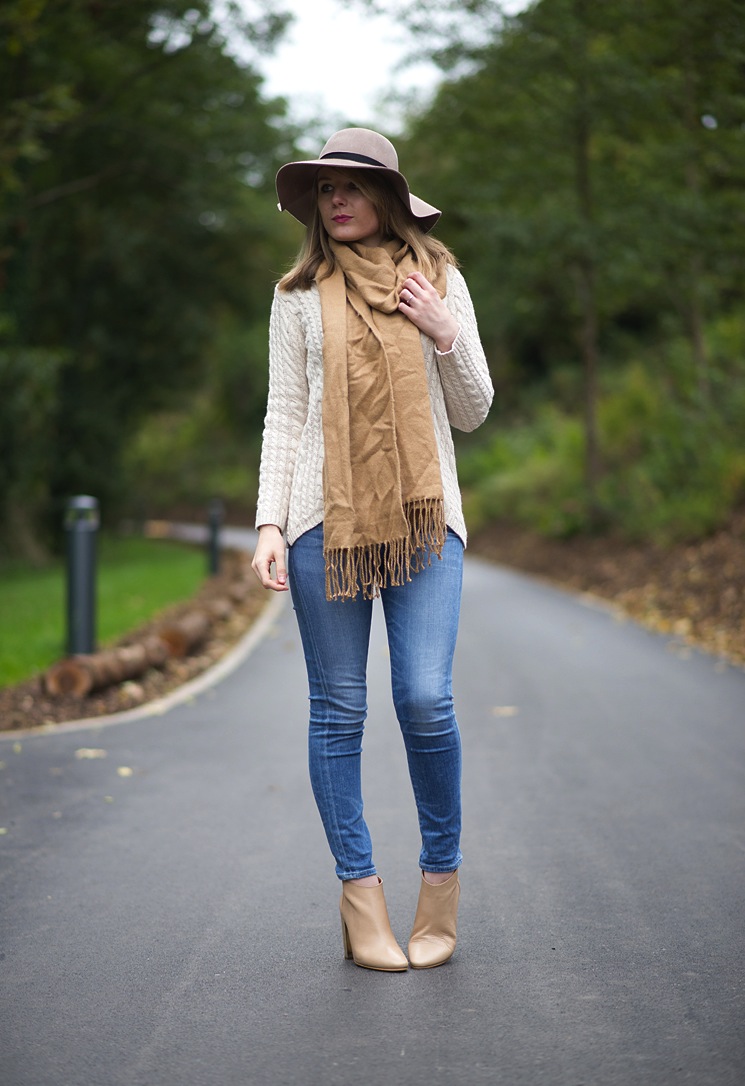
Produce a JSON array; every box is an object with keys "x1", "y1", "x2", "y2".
[{"x1": 251, "y1": 524, "x2": 289, "y2": 592}]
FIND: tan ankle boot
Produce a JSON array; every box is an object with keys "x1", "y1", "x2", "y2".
[
  {"x1": 407, "y1": 871, "x2": 460, "y2": 969},
  {"x1": 340, "y1": 878, "x2": 408, "y2": 971}
]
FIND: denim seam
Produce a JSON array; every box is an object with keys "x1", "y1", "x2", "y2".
[{"x1": 290, "y1": 535, "x2": 376, "y2": 880}]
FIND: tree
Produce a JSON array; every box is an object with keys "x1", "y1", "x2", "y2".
[
  {"x1": 0, "y1": 0, "x2": 294, "y2": 555},
  {"x1": 350, "y1": 0, "x2": 745, "y2": 526},
  {"x1": 399, "y1": 0, "x2": 651, "y2": 521},
  {"x1": 611, "y1": 0, "x2": 745, "y2": 397}
]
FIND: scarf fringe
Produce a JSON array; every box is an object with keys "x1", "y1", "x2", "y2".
[{"x1": 324, "y1": 498, "x2": 446, "y2": 601}]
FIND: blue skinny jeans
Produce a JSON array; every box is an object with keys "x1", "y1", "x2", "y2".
[{"x1": 287, "y1": 524, "x2": 464, "y2": 881}]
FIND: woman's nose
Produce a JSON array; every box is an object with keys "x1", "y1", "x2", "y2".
[{"x1": 331, "y1": 188, "x2": 346, "y2": 205}]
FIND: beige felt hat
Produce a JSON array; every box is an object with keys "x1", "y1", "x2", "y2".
[{"x1": 275, "y1": 127, "x2": 441, "y2": 233}]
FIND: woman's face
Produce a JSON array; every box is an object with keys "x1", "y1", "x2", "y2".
[{"x1": 317, "y1": 168, "x2": 382, "y2": 247}]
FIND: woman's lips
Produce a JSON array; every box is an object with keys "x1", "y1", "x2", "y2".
[{"x1": 333, "y1": 215, "x2": 352, "y2": 223}]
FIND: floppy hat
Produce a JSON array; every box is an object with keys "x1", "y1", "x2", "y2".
[{"x1": 275, "y1": 127, "x2": 441, "y2": 233}]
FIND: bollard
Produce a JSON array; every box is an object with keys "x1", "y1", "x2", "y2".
[
  {"x1": 207, "y1": 497, "x2": 224, "y2": 575},
  {"x1": 65, "y1": 495, "x2": 99, "y2": 655}
]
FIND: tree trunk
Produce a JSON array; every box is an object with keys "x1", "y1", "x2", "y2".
[
  {"x1": 682, "y1": 52, "x2": 710, "y2": 398},
  {"x1": 575, "y1": 257, "x2": 602, "y2": 524},
  {"x1": 573, "y1": 0, "x2": 603, "y2": 528}
]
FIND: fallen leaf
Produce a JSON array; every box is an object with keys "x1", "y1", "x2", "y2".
[
  {"x1": 491, "y1": 706, "x2": 519, "y2": 717},
  {"x1": 75, "y1": 748, "x2": 107, "y2": 760},
  {"x1": 117, "y1": 766, "x2": 133, "y2": 778}
]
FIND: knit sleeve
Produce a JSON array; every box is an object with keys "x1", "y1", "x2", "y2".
[
  {"x1": 436, "y1": 266, "x2": 494, "y2": 432},
  {"x1": 255, "y1": 287, "x2": 310, "y2": 533}
]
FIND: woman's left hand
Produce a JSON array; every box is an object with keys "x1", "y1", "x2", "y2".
[{"x1": 398, "y1": 271, "x2": 460, "y2": 353}]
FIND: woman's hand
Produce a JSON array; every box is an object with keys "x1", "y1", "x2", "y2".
[
  {"x1": 251, "y1": 524, "x2": 289, "y2": 592},
  {"x1": 398, "y1": 271, "x2": 460, "y2": 353}
]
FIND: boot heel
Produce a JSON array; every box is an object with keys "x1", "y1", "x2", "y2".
[{"x1": 341, "y1": 918, "x2": 353, "y2": 960}]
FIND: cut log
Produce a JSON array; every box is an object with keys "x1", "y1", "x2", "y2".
[
  {"x1": 156, "y1": 611, "x2": 211, "y2": 658},
  {"x1": 142, "y1": 634, "x2": 169, "y2": 668},
  {"x1": 45, "y1": 641, "x2": 166, "y2": 699}
]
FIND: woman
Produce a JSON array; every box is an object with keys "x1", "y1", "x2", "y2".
[{"x1": 252, "y1": 128, "x2": 493, "y2": 971}]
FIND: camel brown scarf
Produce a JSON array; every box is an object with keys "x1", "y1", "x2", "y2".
[{"x1": 317, "y1": 238, "x2": 447, "y2": 601}]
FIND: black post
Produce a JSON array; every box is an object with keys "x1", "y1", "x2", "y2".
[
  {"x1": 207, "y1": 498, "x2": 223, "y2": 575},
  {"x1": 65, "y1": 495, "x2": 99, "y2": 655}
]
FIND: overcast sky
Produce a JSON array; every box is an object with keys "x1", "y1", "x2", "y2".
[
  {"x1": 247, "y1": 0, "x2": 528, "y2": 143},
  {"x1": 253, "y1": 0, "x2": 436, "y2": 137}
]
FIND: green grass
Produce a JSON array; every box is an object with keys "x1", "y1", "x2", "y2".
[{"x1": 0, "y1": 536, "x2": 206, "y2": 688}]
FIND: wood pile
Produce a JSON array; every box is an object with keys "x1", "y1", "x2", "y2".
[{"x1": 44, "y1": 556, "x2": 255, "y2": 700}]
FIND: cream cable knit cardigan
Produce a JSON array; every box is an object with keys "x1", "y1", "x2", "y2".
[{"x1": 255, "y1": 264, "x2": 494, "y2": 547}]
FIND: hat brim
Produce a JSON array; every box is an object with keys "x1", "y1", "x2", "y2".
[{"x1": 275, "y1": 157, "x2": 441, "y2": 234}]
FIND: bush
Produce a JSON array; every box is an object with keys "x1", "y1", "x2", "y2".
[
  {"x1": 461, "y1": 314, "x2": 745, "y2": 543},
  {"x1": 122, "y1": 393, "x2": 258, "y2": 519},
  {"x1": 461, "y1": 406, "x2": 586, "y2": 538},
  {"x1": 598, "y1": 361, "x2": 745, "y2": 542}
]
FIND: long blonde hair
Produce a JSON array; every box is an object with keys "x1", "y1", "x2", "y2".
[{"x1": 277, "y1": 169, "x2": 457, "y2": 292}]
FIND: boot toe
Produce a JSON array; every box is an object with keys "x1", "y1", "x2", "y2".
[
  {"x1": 355, "y1": 944, "x2": 409, "y2": 971},
  {"x1": 408, "y1": 935, "x2": 455, "y2": 969}
]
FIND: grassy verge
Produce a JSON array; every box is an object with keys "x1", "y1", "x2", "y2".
[{"x1": 0, "y1": 536, "x2": 206, "y2": 689}]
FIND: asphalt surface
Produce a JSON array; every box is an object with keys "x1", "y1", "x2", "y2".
[{"x1": 1, "y1": 546, "x2": 744, "y2": 1086}]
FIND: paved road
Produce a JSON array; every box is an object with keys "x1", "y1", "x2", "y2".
[{"x1": 1, "y1": 548, "x2": 744, "y2": 1085}]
